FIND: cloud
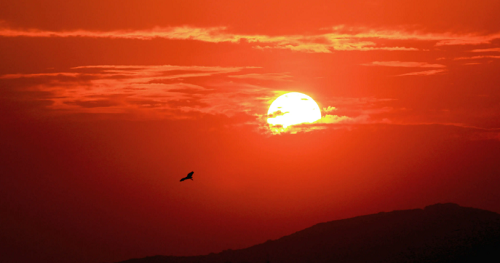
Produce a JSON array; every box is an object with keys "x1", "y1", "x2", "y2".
[
  {"x1": 5, "y1": 25, "x2": 498, "y2": 53},
  {"x1": 267, "y1": 110, "x2": 288, "y2": 118},
  {"x1": 434, "y1": 34, "x2": 500, "y2": 46},
  {"x1": 316, "y1": 114, "x2": 352, "y2": 124},
  {"x1": 65, "y1": 99, "x2": 122, "y2": 108},
  {"x1": 266, "y1": 115, "x2": 351, "y2": 134},
  {"x1": 454, "y1": 55, "x2": 500, "y2": 60},
  {"x1": 0, "y1": 26, "x2": 230, "y2": 41},
  {"x1": 323, "y1": 25, "x2": 500, "y2": 46},
  {"x1": 1, "y1": 65, "x2": 247, "y2": 83},
  {"x1": 0, "y1": 72, "x2": 82, "y2": 79},
  {"x1": 0, "y1": 25, "x2": 414, "y2": 52},
  {"x1": 323, "y1": 106, "x2": 337, "y2": 112},
  {"x1": 228, "y1": 73, "x2": 292, "y2": 81},
  {"x1": 266, "y1": 113, "x2": 393, "y2": 135},
  {"x1": 361, "y1": 61, "x2": 447, "y2": 76},
  {"x1": 362, "y1": 61, "x2": 446, "y2": 68},
  {"x1": 0, "y1": 65, "x2": 277, "y2": 120},
  {"x1": 319, "y1": 97, "x2": 397, "y2": 121},
  {"x1": 470, "y1": 47, "x2": 500, "y2": 53},
  {"x1": 397, "y1": 69, "x2": 446, "y2": 76},
  {"x1": 264, "y1": 98, "x2": 397, "y2": 134}
]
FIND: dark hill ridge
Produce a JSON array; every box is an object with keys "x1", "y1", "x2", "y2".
[{"x1": 119, "y1": 203, "x2": 500, "y2": 263}]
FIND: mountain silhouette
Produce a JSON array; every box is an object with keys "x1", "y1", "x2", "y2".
[{"x1": 118, "y1": 203, "x2": 500, "y2": 263}]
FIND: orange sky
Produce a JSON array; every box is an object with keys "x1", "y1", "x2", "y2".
[{"x1": 1, "y1": 1, "x2": 500, "y2": 262}]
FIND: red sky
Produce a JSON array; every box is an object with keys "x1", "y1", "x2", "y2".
[{"x1": 1, "y1": 1, "x2": 500, "y2": 262}]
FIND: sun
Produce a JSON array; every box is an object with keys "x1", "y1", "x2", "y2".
[{"x1": 267, "y1": 92, "x2": 322, "y2": 132}]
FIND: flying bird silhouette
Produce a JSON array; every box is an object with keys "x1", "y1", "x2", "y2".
[{"x1": 180, "y1": 171, "x2": 194, "y2": 182}]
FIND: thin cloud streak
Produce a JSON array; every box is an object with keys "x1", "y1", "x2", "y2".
[
  {"x1": 228, "y1": 73, "x2": 292, "y2": 81},
  {"x1": 3, "y1": 25, "x2": 499, "y2": 53},
  {"x1": 0, "y1": 25, "x2": 416, "y2": 52},
  {"x1": 454, "y1": 55, "x2": 500, "y2": 60},
  {"x1": 362, "y1": 61, "x2": 447, "y2": 76},
  {"x1": 362, "y1": 61, "x2": 446, "y2": 68},
  {"x1": 323, "y1": 25, "x2": 500, "y2": 46},
  {"x1": 470, "y1": 47, "x2": 500, "y2": 52},
  {"x1": 397, "y1": 69, "x2": 446, "y2": 76},
  {"x1": 0, "y1": 72, "x2": 82, "y2": 79}
]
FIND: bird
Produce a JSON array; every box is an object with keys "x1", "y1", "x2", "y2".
[{"x1": 180, "y1": 171, "x2": 194, "y2": 182}]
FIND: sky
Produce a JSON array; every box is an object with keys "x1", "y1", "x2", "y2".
[{"x1": 1, "y1": 0, "x2": 500, "y2": 262}]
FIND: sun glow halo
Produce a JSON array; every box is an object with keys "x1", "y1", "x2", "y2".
[{"x1": 267, "y1": 92, "x2": 321, "y2": 132}]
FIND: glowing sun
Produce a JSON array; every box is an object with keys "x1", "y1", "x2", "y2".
[{"x1": 267, "y1": 92, "x2": 321, "y2": 131}]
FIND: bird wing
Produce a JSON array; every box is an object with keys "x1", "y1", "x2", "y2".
[{"x1": 180, "y1": 177, "x2": 186, "y2": 182}]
